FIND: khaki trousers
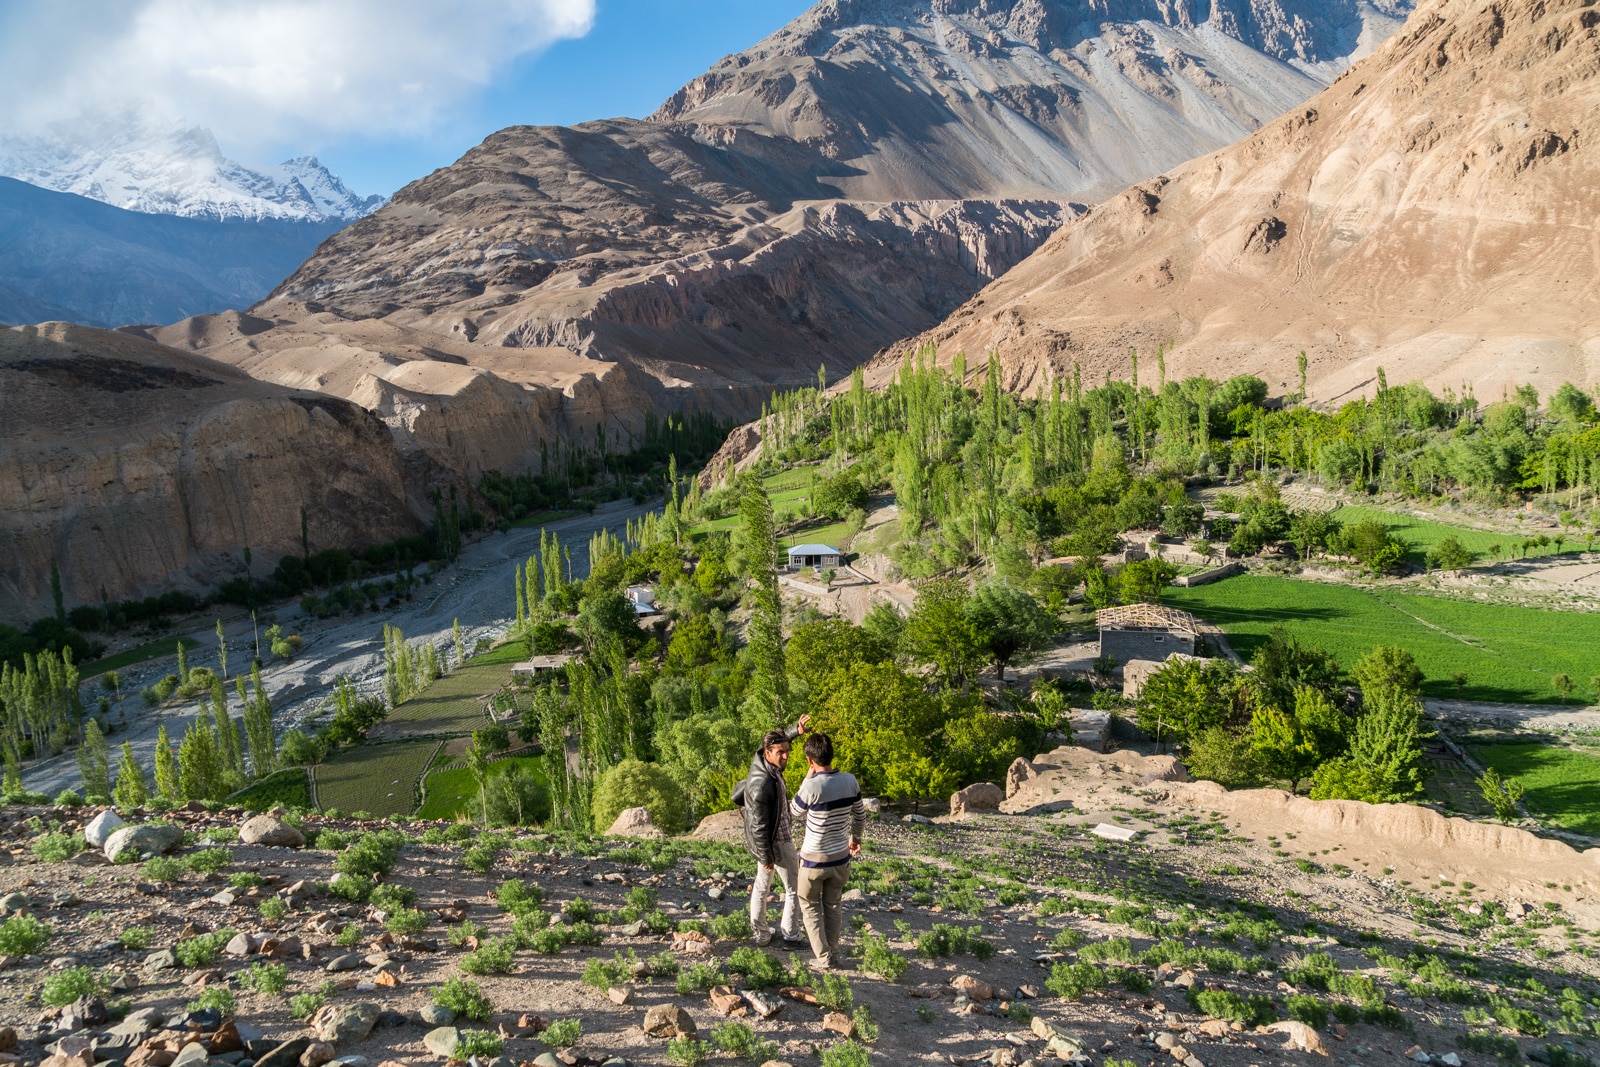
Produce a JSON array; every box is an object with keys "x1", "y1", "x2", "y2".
[{"x1": 796, "y1": 860, "x2": 851, "y2": 966}]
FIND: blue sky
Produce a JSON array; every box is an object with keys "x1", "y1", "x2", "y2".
[{"x1": 312, "y1": 0, "x2": 814, "y2": 197}]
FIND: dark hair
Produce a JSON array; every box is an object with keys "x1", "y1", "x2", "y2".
[
  {"x1": 761, "y1": 730, "x2": 790, "y2": 752},
  {"x1": 803, "y1": 731, "x2": 834, "y2": 767}
]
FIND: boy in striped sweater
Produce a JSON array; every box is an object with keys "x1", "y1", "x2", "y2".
[{"x1": 789, "y1": 731, "x2": 866, "y2": 970}]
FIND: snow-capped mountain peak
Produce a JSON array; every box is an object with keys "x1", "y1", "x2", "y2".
[{"x1": 0, "y1": 112, "x2": 385, "y2": 223}]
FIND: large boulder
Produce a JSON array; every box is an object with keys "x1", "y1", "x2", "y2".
[
  {"x1": 311, "y1": 1003, "x2": 379, "y2": 1046},
  {"x1": 84, "y1": 810, "x2": 125, "y2": 849},
  {"x1": 689, "y1": 809, "x2": 743, "y2": 841},
  {"x1": 1005, "y1": 757, "x2": 1039, "y2": 799},
  {"x1": 642, "y1": 1005, "x2": 696, "y2": 1039},
  {"x1": 607, "y1": 807, "x2": 664, "y2": 839},
  {"x1": 103, "y1": 823, "x2": 182, "y2": 863},
  {"x1": 949, "y1": 782, "x2": 1004, "y2": 818},
  {"x1": 240, "y1": 814, "x2": 305, "y2": 848}
]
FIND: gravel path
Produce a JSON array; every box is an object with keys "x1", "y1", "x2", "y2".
[{"x1": 26, "y1": 498, "x2": 654, "y2": 796}]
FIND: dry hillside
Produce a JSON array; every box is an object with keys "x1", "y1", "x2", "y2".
[{"x1": 885, "y1": 0, "x2": 1600, "y2": 404}]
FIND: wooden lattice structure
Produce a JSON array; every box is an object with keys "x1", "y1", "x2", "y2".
[{"x1": 1094, "y1": 604, "x2": 1200, "y2": 636}]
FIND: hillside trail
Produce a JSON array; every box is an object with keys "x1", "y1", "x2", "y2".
[{"x1": 25, "y1": 499, "x2": 655, "y2": 797}]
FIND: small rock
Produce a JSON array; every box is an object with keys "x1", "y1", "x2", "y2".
[
  {"x1": 251, "y1": 1043, "x2": 310, "y2": 1067},
  {"x1": 951, "y1": 975, "x2": 994, "y2": 1001},
  {"x1": 531, "y1": 1057, "x2": 560, "y2": 1067},
  {"x1": 708, "y1": 987, "x2": 743, "y2": 1016},
  {"x1": 606, "y1": 986, "x2": 633, "y2": 1006},
  {"x1": 85, "y1": 811, "x2": 125, "y2": 849},
  {"x1": 619, "y1": 921, "x2": 647, "y2": 938},
  {"x1": 1267, "y1": 1021, "x2": 1327, "y2": 1056},
  {"x1": 69, "y1": 997, "x2": 106, "y2": 1026},
  {"x1": 417, "y1": 1006, "x2": 455, "y2": 1027},
  {"x1": 861, "y1": 798, "x2": 882, "y2": 815},
  {"x1": 741, "y1": 991, "x2": 783, "y2": 1019},
  {"x1": 0, "y1": 893, "x2": 28, "y2": 916},
  {"x1": 707, "y1": 887, "x2": 724, "y2": 901},
  {"x1": 324, "y1": 954, "x2": 362, "y2": 974},
  {"x1": 170, "y1": 1046, "x2": 208, "y2": 1067},
  {"x1": 641, "y1": 1006, "x2": 695, "y2": 1039},
  {"x1": 328, "y1": 1059, "x2": 369, "y2": 1067},
  {"x1": 421, "y1": 1029, "x2": 459, "y2": 1060},
  {"x1": 312, "y1": 1004, "x2": 379, "y2": 1046},
  {"x1": 902, "y1": 814, "x2": 933, "y2": 826},
  {"x1": 239, "y1": 816, "x2": 305, "y2": 849},
  {"x1": 839, "y1": 888, "x2": 865, "y2": 903},
  {"x1": 820, "y1": 1013, "x2": 855, "y2": 1039},
  {"x1": 223, "y1": 935, "x2": 254, "y2": 958},
  {"x1": 1438, "y1": 1056, "x2": 1461, "y2": 1067},
  {"x1": 298, "y1": 1046, "x2": 334, "y2": 1067}
]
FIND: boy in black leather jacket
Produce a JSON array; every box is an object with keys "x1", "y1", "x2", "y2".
[{"x1": 739, "y1": 714, "x2": 810, "y2": 945}]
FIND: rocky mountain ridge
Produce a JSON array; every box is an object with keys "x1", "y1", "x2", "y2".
[
  {"x1": 169, "y1": 0, "x2": 1412, "y2": 483},
  {"x1": 879, "y1": 0, "x2": 1600, "y2": 402}
]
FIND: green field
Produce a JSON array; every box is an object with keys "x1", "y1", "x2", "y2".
[
  {"x1": 1164, "y1": 576, "x2": 1600, "y2": 703},
  {"x1": 229, "y1": 768, "x2": 312, "y2": 811},
  {"x1": 417, "y1": 755, "x2": 548, "y2": 821},
  {"x1": 313, "y1": 738, "x2": 443, "y2": 817},
  {"x1": 82, "y1": 636, "x2": 201, "y2": 678},
  {"x1": 1469, "y1": 743, "x2": 1600, "y2": 837},
  {"x1": 368, "y1": 636, "x2": 528, "y2": 740},
  {"x1": 1333, "y1": 505, "x2": 1578, "y2": 565},
  {"x1": 692, "y1": 466, "x2": 858, "y2": 552}
]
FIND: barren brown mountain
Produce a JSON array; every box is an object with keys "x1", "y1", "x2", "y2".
[
  {"x1": 884, "y1": 0, "x2": 1600, "y2": 402},
  {"x1": 159, "y1": 0, "x2": 1409, "y2": 480},
  {"x1": 0, "y1": 324, "x2": 417, "y2": 615}
]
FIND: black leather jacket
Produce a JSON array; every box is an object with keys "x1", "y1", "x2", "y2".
[{"x1": 741, "y1": 724, "x2": 801, "y2": 865}]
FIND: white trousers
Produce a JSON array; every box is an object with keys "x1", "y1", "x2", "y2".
[{"x1": 749, "y1": 837, "x2": 801, "y2": 938}]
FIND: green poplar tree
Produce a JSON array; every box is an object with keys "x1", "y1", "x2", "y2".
[
  {"x1": 154, "y1": 725, "x2": 180, "y2": 802},
  {"x1": 176, "y1": 640, "x2": 188, "y2": 684},
  {"x1": 76, "y1": 719, "x2": 112, "y2": 799},
  {"x1": 113, "y1": 742, "x2": 149, "y2": 808},
  {"x1": 216, "y1": 620, "x2": 229, "y2": 681},
  {"x1": 178, "y1": 717, "x2": 223, "y2": 802},
  {"x1": 738, "y1": 473, "x2": 787, "y2": 725}
]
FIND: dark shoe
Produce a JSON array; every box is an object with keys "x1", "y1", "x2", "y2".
[
  {"x1": 751, "y1": 927, "x2": 775, "y2": 946},
  {"x1": 781, "y1": 932, "x2": 808, "y2": 948}
]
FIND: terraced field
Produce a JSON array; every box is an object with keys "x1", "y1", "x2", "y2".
[
  {"x1": 1470, "y1": 742, "x2": 1600, "y2": 837},
  {"x1": 366, "y1": 636, "x2": 528, "y2": 741},
  {"x1": 1333, "y1": 505, "x2": 1579, "y2": 565},
  {"x1": 1166, "y1": 576, "x2": 1600, "y2": 703},
  {"x1": 417, "y1": 754, "x2": 549, "y2": 821},
  {"x1": 312, "y1": 738, "x2": 443, "y2": 817}
]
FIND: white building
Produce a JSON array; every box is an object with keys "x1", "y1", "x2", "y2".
[{"x1": 786, "y1": 543, "x2": 842, "y2": 571}]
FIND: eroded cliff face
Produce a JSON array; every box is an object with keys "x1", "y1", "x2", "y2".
[
  {"x1": 0, "y1": 324, "x2": 418, "y2": 619},
  {"x1": 880, "y1": 0, "x2": 1600, "y2": 402}
]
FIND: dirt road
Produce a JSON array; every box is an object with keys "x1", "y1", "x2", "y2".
[{"x1": 27, "y1": 499, "x2": 653, "y2": 796}]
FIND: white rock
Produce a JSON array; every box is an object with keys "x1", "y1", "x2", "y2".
[
  {"x1": 84, "y1": 810, "x2": 124, "y2": 849},
  {"x1": 1090, "y1": 823, "x2": 1138, "y2": 842}
]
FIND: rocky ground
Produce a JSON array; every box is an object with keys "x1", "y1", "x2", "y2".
[{"x1": 2, "y1": 749, "x2": 1596, "y2": 1067}]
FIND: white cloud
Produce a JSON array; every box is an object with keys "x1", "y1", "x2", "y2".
[{"x1": 0, "y1": 0, "x2": 595, "y2": 147}]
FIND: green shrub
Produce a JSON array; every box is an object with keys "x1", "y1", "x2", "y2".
[
  {"x1": 447, "y1": 920, "x2": 487, "y2": 948},
  {"x1": 1188, "y1": 988, "x2": 1277, "y2": 1027},
  {"x1": 728, "y1": 947, "x2": 786, "y2": 989},
  {"x1": 1286, "y1": 995, "x2": 1328, "y2": 1030},
  {"x1": 434, "y1": 977, "x2": 494, "y2": 1023},
  {"x1": 1046, "y1": 962, "x2": 1106, "y2": 1000},
  {"x1": 591, "y1": 760, "x2": 686, "y2": 835},
  {"x1": 562, "y1": 898, "x2": 596, "y2": 923},
  {"x1": 819, "y1": 1042, "x2": 871, "y2": 1067},
  {"x1": 1488, "y1": 995, "x2": 1548, "y2": 1036},
  {"x1": 53, "y1": 790, "x2": 83, "y2": 807},
  {"x1": 916, "y1": 923, "x2": 993, "y2": 960},
  {"x1": 460, "y1": 936, "x2": 516, "y2": 975},
  {"x1": 334, "y1": 924, "x2": 364, "y2": 948},
  {"x1": 860, "y1": 933, "x2": 909, "y2": 982},
  {"x1": 510, "y1": 911, "x2": 551, "y2": 947},
  {"x1": 1050, "y1": 929, "x2": 1084, "y2": 952},
  {"x1": 386, "y1": 908, "x2": 429, "y2": 935},
  {"x1": 667, "y1": 1037, "x2": 712, "y2": 1066},
  {"x1": 497, "y1": 880, "x2": 543, "y2": 915},
  {"x1": 543, "y1": 1019, "x2": 582, "y2": 1048},
  {"x1": 455, "y1": 1031, "x2": 502, "y2": 1060},
  {"x1": 462, "y1": 846, "x2": 497, "y2": 873},
  {"x1": 289, "y1": 990, "x2": 327, "y2": 1020},
  {"x1": 1080, "y1": 936, "x2": 1134, "y2": 963},
  {"x1": 326, "y1": 874, "x2": 374, "y2": 902},
  {"x1": 186, "y1": 988, "x2": 236, "y2": 1017},
  {"x1": 32, "y1": 832, "x2": 84, "y2": 862},
  {"x1": 0, "y1": 915, "x2": 51, "y2": 955},
  {"x1": 711, "y1": 1021, "x2": 779, "y2": 1061},
  {"x1": 239, "y1": 962, "x2": 288, "y2": 995},
  {"x1": 333, "y1": 830, "x2": 406, "y2": 878},
  {"x1": 1106, "y1": 966, "x2": 1152, "y2": 993},
  {"x1": 41, "y1": 967, "x2": 101, "y2": 1006},
  {"x1": 646, "y1": 951, "x2": 680, "y2": 979},
  {"x1": 185, "y1": 847, "x2": 232, "y2": 874},
  {"x1": 258, "y1": 897, "x2": 288, "y2": 922},
  {"x1": 816, "y1": 972, "x2": 854, "y2": 1013},
  {"x1": 1457, "y1": 1031, "x2": 1520, "y2": 1059},
  {"x1": 675, "y1": 963, "x2": 726, "y2": 995},
  {"x1": 175, "y1": 930, "x2": 235, "y2": 968},
  {"x1": 710, "y1": 911, "x2": 750, "y2": 941},
  {"x1": 567, "y1": 921, "x2": 602, "y2": 947},
  {"x1": 369, "y1": 883, "x2": 416, "y2": 912},
  {"x1": 143, "y1": 856, "x2": 186, "y2": 882},
  {"x1": 529, "y1": 926, "x2": 571, "y2": 955},
  {"x1": 228, "y1": 872, "x2": 265, "y2": 889},
  {"x1": 581, "y1": 952, "x2": 638, "y2": 992},
  {"x1": 117, "y1": 926, "x2": 152, "y2": 951}
]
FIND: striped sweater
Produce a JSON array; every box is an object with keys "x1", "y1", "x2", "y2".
[{"x1": 789, "y1": 768, "x2": 866, "y2": 868}]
